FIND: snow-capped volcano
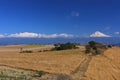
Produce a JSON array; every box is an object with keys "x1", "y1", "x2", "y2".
[{"x1": 90, "y1": 31, "x2": 111, "y2": 37}]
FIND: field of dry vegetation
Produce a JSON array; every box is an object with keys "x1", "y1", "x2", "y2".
[
  {"x1": 85, "y1": 47, "x2": 120, "y2": 80},
  {"x1": 0, "y1": 45, "x2": 86, "y2": 74},
  {"x1": 0, "y1": 45, "x2": 119, "y2": 80}
]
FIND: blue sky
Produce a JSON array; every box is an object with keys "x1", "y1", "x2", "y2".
[{"x1": 0, "y1": 0, "x2": 120, "y2": 37}]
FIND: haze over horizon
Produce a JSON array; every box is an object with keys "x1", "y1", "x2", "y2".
[{"x1": 0, "y1": 0, "x2": 120, "y2": 38}]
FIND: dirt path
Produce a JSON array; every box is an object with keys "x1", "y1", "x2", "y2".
[{"x1": 71, "y1": 56, "x2": 92, "y2": 80}]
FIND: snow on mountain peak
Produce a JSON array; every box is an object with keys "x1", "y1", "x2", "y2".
[{"x1": 90, "y1": 31, "x2": 111, "y2": 37}]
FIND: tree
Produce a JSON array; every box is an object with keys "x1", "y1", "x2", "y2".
[
  {"x1": 85, "y1": 45, "x2": 91, "y2": 54},
  {"x1": 108, "y1": 45, "x2": 112, "y2": 48},
  {"x1": 88, "y1": 41, "x2": 96, "y2": 47},
  {"x1": 52, "y1": 42, "x2": 78, "y2": 51},
  {"x1": 85, "y1": 41, "x2": 107, "y2": 55}
]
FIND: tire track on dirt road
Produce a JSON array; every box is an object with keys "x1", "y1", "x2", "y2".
[{"x1": 71, "y1": 56, "x2": 92, "y2": 80}]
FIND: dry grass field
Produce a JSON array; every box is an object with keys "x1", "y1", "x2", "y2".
[
  {"x1": 85, "y1": 47, "x2": 120, "y2": 80},
  {"x1": 0, "y1": 45, "x2": 120, "y2": 80},
  {"x1": 0, "y1": 45, "x2": 86, "y2": 74}
]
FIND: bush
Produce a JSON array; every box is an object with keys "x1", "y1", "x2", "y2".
[
  {"x1": 56, "y1": 74, "x2": 73, "y2": 80},
  {"x1": 33, "y1": 71, "x2": 46, "y2": 77},
  {"x1": 43, "y1": 50, "x2": 49, "y2": 52},
  {"x1": 20, "y1": 50, "x2": 33, "y2": 53},
  {"x1": 95, "y1": 49, "x2": 101, "y2": 55},
  {"x1": 52, "y1": 42, "x2": 78, "y2": 51},
  {"x1": 108, "y1": 45, "x2": 112, "y2": 48},
  {"x1": 37, "y1": 71, "x2": 46, "y2": 77},
  {"x1": 38, "y1": 50, "x2": 42, "y2": 52},
  {"x1": 88, "y1": 41, "x2": 96, "y2": 47},
  {"x1": 85, "y1": 45, "x2": 91, "y2": 54},
  {"x1": 85, "y1": 41, "x2": 107, "y2": 55}
]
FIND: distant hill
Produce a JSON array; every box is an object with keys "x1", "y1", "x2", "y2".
[
  {"x1": 0, "y1": 37, "x2": 120, "y2": 46},
  {"x1": 113, "y1": 43, "x2": 120, "y2": 46}
]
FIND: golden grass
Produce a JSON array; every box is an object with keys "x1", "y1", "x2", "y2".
[
  {"x1": 0, "y1": 45, "x2": 85, "y2": 74},
  {"x1": 85, "y1": 47, "x2": 120, "y2": 80},
  {"x1": 1, "y1": 45, "x2": 120, "y2": 80}
]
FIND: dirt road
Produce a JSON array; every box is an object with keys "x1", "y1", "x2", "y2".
[{"x1": 71, "y1": 56, "x2": 92, "y2": 80}]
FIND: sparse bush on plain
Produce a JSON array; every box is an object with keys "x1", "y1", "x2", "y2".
[
  {"x1": 95, "y1": 49, "x2": 101, "y2": 55},
  {"x1": 108, "y1": 45, "x2": 112, "y2": 48},
  {"x1": 37, "y1": 71, "x2": 46, "y2": 77},
  {"x1": 85, "y1": 45, "x2": 91, "y2": 54},
  {"x1": 56, "y1": 74, "x2": 73, "y2": 80},
  {"x1": 38, "y1": 50, "x2": 50, "y2": 52},
  {"x1": 43, "y1": 50, "x2": 49, "y2": 52},
  {"x1": 85, "y1": 41, "x2": 107, "y2": 55},
  {"x1": 38, "y1": 50, "x2": 42, "y2": 52},
  {"x1": 52, "y1": 42, "x2": 78, "y2": 51},
  {"x1": 20, "y1": 50, "x2": 33, "y2": 53}
]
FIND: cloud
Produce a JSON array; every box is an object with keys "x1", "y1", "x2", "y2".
[
  {"x1": 71, "y1": 11, "x2": 80, "y2": 17},
  {"x1": 8, "y1": 32, "x2": 39, "y2": 38},
  {"x1": 90, "y1": 31, "x2": 111, "y2": 37},
  {"x1": 39, "y1": 33, "x2": 73, "y2": 38},
  {"x1": 114, "y1": 32, "x2": 120, "y2": 35},
  {"x1": 7, "y1": 32, "x2": 74, "y2": 38},
  {"x1": 0, "y1": 34, "x2": 5, "y2": 38}
]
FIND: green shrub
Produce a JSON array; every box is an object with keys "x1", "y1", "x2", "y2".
[
  {"x1": 85, "y1": 41, "x2": 107, "y2": 55},
  {"x1": 52, "y1": 42, "x2": 78, "y2": 51},
  {"x1": 43, "y1": 50, "x2": 49, "y2": 52},
  {"x1": 108, "y1": 45, "x2": 112, "y2": 48},
  {"x1": 33, "y1": 71, "x2": 46, "y2": 77},
  {"x1": 38, "y1": 50, "x2": 42, "y2": 52},
  {"x1": 95, "y1": 49, "x2": 101, "y2": 55},
  {"x1": 56, "y1": 74, "x2": 73, "y2": 80},
  {"x1": 21, "y1": 50, "x2": 33, "y2": 53},
  {"x1": 85, "y1": 45, "x2": 91, "y2": 54},
  {"x1": 88, "y1": 41, "x2": 96, "y2": 48}
]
